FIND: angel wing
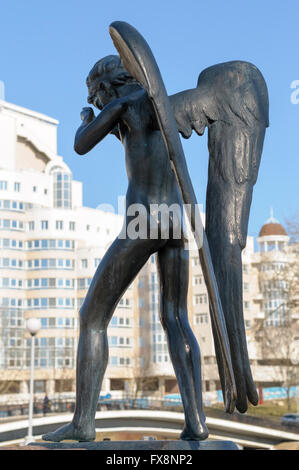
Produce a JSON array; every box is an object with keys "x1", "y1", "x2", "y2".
[{"x1": 170, "y1": 60, "x2": 269, "y2": 413}]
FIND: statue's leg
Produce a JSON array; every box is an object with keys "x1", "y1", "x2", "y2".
[
  {"x1": 156, "y1": 241, "x2": 209, "y2": 440},
  {"x1": 42, "y1": 236, "x2": 157, "y2": 442}
]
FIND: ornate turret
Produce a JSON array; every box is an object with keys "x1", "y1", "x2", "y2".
[{"x1": 257, "y1": 209, "x2": 289, "y2": 252}]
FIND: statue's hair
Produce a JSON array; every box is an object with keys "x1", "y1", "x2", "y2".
[{"x1": 86, "y1": 55, "x2": 137, "y2": 86}]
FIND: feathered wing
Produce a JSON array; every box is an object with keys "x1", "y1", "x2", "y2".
[{"x1": 170, "y1": 61, "x2": 269, "y2": 412}]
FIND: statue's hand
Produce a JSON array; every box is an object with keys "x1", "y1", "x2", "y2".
[{"x1": 80, "y1": 107, "x2": 95, "y2": 124}]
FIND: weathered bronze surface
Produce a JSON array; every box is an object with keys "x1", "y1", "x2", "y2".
[{"x1": 42, "y1": 21, "x2": 268, "y2": 444}]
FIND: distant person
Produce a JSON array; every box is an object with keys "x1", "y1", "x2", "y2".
[{"x1": 43, "y1": 395, "x2": 51, "y2": 415}]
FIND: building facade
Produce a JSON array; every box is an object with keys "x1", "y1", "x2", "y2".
[{"x1": 0, "y1": 98, "x2": 127, "y2": 396}]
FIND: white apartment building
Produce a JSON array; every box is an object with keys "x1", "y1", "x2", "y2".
[{"x1": 0, "y1": 98, "x2": 133, "y2": 396}]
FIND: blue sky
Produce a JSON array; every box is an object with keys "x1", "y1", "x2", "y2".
[{"x1": 1, "y1": 0, "x2": 298, "y2": 238}]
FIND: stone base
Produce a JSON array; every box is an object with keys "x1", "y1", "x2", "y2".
[{"x1": 29, "y1": 439, "x2": 239, "y2": 450}]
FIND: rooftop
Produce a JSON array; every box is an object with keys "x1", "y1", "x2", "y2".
[{"x1": 258, "y1": 209, "x2": 287, "y2": 237}]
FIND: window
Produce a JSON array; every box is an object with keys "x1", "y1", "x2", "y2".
[
  {"x1": 56, "y1": 220, "x2": 63, "y2": 230},
  {"x1": 69, "y1": 221, "x2": 75, "y2": 231},
  {"x1": 194, "y1": 294, "x2": 207, "y2": 305},
  {"x1": 51, "y1": 167, "x2": 72, "y2": 209},
  {"x1": 14, "y1": 182, "x2": 21, "y2": 192},
  {"x1": 194, "y1": 313, "x2": 208, "y2": 325},
  {"x1": 26, "y1": 257, "x2": 73, "y2": 270},
  {"x1": 110, "y1": 379, "x2": 125, "y2": 390},
  {"x1": 0, "y1": 181, "x2": 8, "y2": 191},
  {"x1": 2, "y1": 239, "x2": 9, "y2": 248},
  {"x1": 278, "y1": 242, "x2": 285, "y2": 251},
  {"x1": 81, "y1": 259, "x2": 88, "y2": 269},
  {"x1": 193, "y1": 275, "x2": 202, "y2": 285},
  {"x1": 41, "y1": 220, "x2": 48, "y2": 230},
  {"x1": 33, "y1": 186, "x2": 37, "y2": 192},
  {"x1": 267, "y1": 241, "x2": 276, "y2": 252},
  {"x1": 119, "y1": 297, "x2": 130, "y2": 307},
  {"x1": 94, "y1": 258, "x2": 101, "y2": 268},
  {"x1": 49, "y1": 298, "x2": 57, "y2": 308}
]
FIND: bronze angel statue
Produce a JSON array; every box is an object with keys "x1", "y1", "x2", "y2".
[
  {"x1": 109, "y1": 22, "x2": 269, "y2": 414},
  {"x1": 42, "y1": 22, "x2": 268, "y2": 444}
]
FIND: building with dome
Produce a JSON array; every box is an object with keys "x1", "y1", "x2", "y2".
[
  {"x1": 257, "y1": 209, "x2": 289, "y2": 253},
  {"x1": 245, "y1": 210, "x2": 299, "y2": 392},
  {"x1": 256, "y1": 210, "x2": 291, "y2": 328}
]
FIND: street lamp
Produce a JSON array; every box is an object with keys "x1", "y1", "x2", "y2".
[{"x1": 23, "y1": 318, "x2": 41, "y2": 445}]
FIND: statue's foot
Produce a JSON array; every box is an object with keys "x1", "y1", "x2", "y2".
[
  {"x1": 180, "y1": 421, "x2": 209, "y2": 441},
  {"x1": 42, "y1": 422, "x2": 95, "y2": 442}
]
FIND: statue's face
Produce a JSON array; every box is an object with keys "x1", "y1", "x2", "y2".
[{"x1": 86, "y1": 75, "x2": 115, "y2": 110}]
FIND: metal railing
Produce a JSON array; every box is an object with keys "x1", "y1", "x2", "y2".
[{"x1": 0, "y1": 396, "x2": 298, "y2": 435}]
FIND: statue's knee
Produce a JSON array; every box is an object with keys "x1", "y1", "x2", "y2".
[
  {"x1": 78, "y1": 306, "x2": 97, "y2": 330},
  {"x1": 161, "y1": 306, "x2": 188, "y2": 332}
]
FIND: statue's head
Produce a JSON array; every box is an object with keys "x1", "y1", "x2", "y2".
[{"x1": 86, "y1": 55, "x2": 137, "y2": 109}]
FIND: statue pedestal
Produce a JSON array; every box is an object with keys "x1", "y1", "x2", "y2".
[{"x1": 29, "y1": 440, "x2": 240, "y2": 450}]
